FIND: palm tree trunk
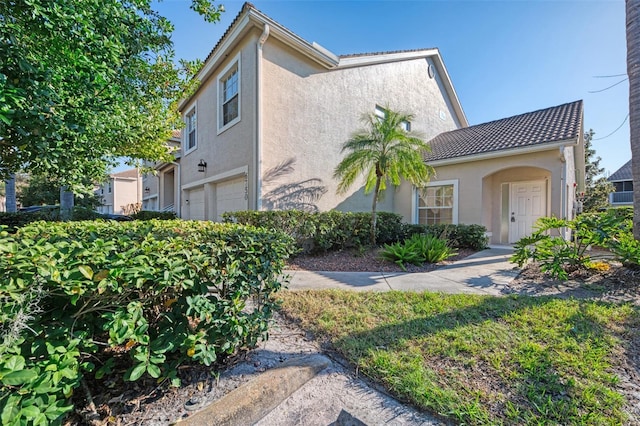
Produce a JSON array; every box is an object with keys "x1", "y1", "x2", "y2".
[
  {"x1": 628, "y1": 0, "x2": 640, "y2": 239},
  {"x1": 370, "y1": 175, "x2": 382, "y2": 246}
]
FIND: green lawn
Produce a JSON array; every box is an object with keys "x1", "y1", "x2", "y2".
[{"x1": 278, "y1": 290, "x2": 639, "y2": 425}]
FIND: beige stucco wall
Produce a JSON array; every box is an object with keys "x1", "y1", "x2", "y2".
[
  {"x1": 179, "y1": 32, "x2": 258, "y2": 219},
  {"x1": 260, "y1": 37, "x2": 460, "y2": 213},
  {"x1": 413, "y1": 149, "x2": 570, "y2": 244}
]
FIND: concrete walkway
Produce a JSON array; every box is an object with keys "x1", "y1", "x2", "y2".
[{"x1": 285, "y1": 247, "x2": 520, "y2": 296}]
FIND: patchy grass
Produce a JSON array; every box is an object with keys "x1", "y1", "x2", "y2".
[{"x1": 278, "y1": 290, "x2": 639, "y2": 425}]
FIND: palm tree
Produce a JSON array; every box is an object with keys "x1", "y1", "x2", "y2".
[
  {"x1": 628, "y1": 0, "x2": 640, "y2": 239},
  {"x1": 334, "y1": 107, "x2": 434, "y2": 246}
]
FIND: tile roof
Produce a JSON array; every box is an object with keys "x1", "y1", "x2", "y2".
[
  {"x1": 608, "y1": 159, "x2": 632, "y2": 181},
  {"x1": 424, "y1": 100, "x2": 583, "y2": 162}
]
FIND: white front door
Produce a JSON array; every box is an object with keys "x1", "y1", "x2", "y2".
[{"x1": 509, "y1": 181, "x2": 546, "y2": 243}]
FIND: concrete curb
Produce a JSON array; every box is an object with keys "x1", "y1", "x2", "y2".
[{"x1": 173, "y1": 354, "x2": 331, "y2": 425}]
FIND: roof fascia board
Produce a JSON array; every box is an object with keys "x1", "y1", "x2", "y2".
[
  {"x1": 427, "y1": 137, "x2": 579, "y2": 167},
  {"x1": 432, "y1": 54, "x2": 468, "y2": 128},
  {"x1": 337, "y1": 49, "x2": 440, "y2": 68}
]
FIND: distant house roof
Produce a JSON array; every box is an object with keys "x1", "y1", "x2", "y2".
[
  {"x1": 424, "y1": 100, "x2": 583, "y2": 162},
  {"x1": 111, "y1": 169, "x2": 139, "y2": 179},
  {"x1": 608, "y1": 160, "x2": 632, "y2": 182}
]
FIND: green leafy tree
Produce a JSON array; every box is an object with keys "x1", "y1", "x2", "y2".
[
  {"x1": 18, "y1": 174, "x2": 101, "y2": 209},
  {"x1": 334, "y1": 108, "x2": 434, "y2": 246},
  {"x1": 0, "y1": 0, "x2": 223, "y2": 192},
  {"x1": 582, "y1": 129, "x2": 614, "y2": 213}
]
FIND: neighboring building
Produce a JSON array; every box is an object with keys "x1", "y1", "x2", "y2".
[
  {"x1": 142, "y1": 130, "x2": 181, "y2": 214},
  {"x1": 176, "y1": 2, "x2": 585, "y2": 245},
  {"x1": 608, "y1": 160, "x2": 633, "y2": 206},
  {"x1": 95, "y1": 169, "x2": 142, "y2": 215}
]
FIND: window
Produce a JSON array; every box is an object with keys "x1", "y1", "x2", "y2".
[
  {"x1": 614, "y1": 181, "x2": 633, "y2": 192},
  {"x1": 218, "y1": 57, "x2": 240, "y2": 131},
  {"x1": 417, "y1": 181, "x2": 458, "y2": 225},
  {"x1": 374, "y1": 105, "x2": 410, "y2": 130},
  {"x1": 186, "y1": 108, "x2": 196, "y2": 152}
]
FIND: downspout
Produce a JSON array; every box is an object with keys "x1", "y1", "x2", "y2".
[
  {"x1": 256, "y1": 24, "x2": 270, "y2": 211},
  {"x1": 171, "y1": 161, "x2": 181, "y2": 217}
]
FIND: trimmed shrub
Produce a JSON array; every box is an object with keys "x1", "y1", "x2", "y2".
[
  {"x1": 0, "y1": 220, "x2": 294, "y2": 425},
  {"x1": 404, "y1": 223, "x2": 488, "y2": 250},
  {"x1": 223, "y1": 210, "x2": 405, "y2": 253}
]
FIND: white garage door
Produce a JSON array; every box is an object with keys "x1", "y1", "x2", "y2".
[
  {"x1": 188, "y1": 188, "x2": 205, "y2": 221},
  {"x1": 216, "y1": 177, "x2": 247, "y2": 220}
]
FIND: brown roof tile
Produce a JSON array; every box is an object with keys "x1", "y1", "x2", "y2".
[{"x1": 424, "y1": 100, "x2": 583, "y2": 162}]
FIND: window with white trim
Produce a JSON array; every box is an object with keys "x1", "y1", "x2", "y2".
[
  {"x1": 186, "y1": 108, "x2": 196, "y2": 152},
  {"x1": 218, "y1": 57, "x2": 240, "y2": 131},
  {"x1": 417, "y1": 181, "x2": 458, "y2": 225}
]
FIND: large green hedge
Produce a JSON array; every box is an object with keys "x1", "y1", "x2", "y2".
[
  {"x1": 0, "y1": 220, "x2": 293, "y2": 425},
  {"x1": 223, "y1": 210, "x2": 405, "y2": 253}
]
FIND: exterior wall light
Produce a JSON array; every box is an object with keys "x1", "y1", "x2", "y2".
[
  {"x1": 144, "y1": 187, "x2": 150, "y2": 194},
  {"x1": 197, "y1": 159, "x2": 207, "y2": 173}
]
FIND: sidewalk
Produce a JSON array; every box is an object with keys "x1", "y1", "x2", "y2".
[{"x1": 285, "y1": 247, "x2": 519, "y2": 296}]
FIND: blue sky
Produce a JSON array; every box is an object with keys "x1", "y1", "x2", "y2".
[{"x1": 153, "y1": 0, "x2": 629, "y2": 175}]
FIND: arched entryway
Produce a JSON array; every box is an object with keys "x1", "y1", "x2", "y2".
[{"x1": 482, "y1": 166, "x2": 551, "y2": 244}]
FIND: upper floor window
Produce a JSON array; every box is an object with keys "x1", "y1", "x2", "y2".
[
  {"x1": 218, "y1": 56, "x2": 241, "y2": 132},
  {"x1": 186, "y1": 108, "x2": 196, "y2": 152},
  {"x1": 374, "y1": 105, "x2": 410, "y2": 131}
]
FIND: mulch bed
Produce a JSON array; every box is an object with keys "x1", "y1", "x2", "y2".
[{"x1": 286, "y1": 247, "x2": 478, "y2": 273}]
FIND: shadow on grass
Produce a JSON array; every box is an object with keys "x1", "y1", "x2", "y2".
[{"x1": 327, "y1": 294, "x2": 638, "y2": 424}]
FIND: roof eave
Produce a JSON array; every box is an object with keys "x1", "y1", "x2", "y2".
[
  {"x1": 426, "y1": 137, "x2": 580, "y2": 167},
  {"x1": 179, "y1": 7, "x2": 339, "y2": 112}
]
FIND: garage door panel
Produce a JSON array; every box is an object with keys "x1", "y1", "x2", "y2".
[
  {"x1": 189, "y1": 188, "x2": 205, "y2": 221},
  {"x1": 216, "y1": 177, "x2": 247, "y2": 220}
]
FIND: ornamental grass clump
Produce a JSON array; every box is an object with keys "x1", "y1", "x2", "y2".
[{"x1": 381, "y1": 233, "x2": 457, "y2": 270}]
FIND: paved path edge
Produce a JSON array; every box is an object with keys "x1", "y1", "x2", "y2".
[{"x1": 172, "y1": 354, "x2": 331, "y2": 425}]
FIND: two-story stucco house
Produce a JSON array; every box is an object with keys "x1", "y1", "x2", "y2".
[
  {"x1": 95, "y1": 169, "x2": 142, "y2": 215},
  {"x1": 176, "y1": 2, "x2": 585, "y2": 245}
]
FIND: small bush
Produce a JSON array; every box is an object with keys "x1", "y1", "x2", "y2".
[
  {"x1": 380, "y1": 242, "x2": 424, "y2": 271},
  {"x1": 380, "y1": 234, "x2": 456, "y2": 270},
  {"x1": 408, "y1": 233, "x2": 458, "y2": 263},
  {"x1": 511, "y1": 210, "x2": 631, "y2": 280}
]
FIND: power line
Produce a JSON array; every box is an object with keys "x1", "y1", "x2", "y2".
[
  {"x1": 588, "y1": 78, "x2": 628, "y2": 93},
  {"x1": 593, "y1": 114, "x2": 629, "y2": 140},
  {"x1": 593, "y1": 73, "x2": 627, "y2": 78}
]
